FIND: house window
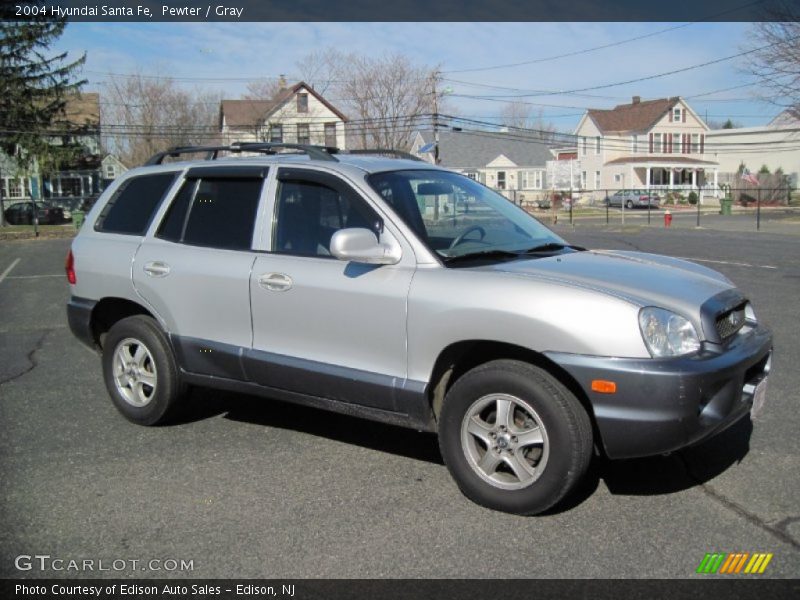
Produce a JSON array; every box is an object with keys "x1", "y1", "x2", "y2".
[
  {"x1": 691, "y1": 133, "x2": 700, "y2": 153},
  {"x1": 296, "y1": 93, "x2": 309, "y2": 113},
  {"x1": 3, "y1": 177, "x2": 29, "y2": 199},
  {"x1": 673, "y1": 107, "x2": 682, "y2": 122},
  {"x1": 297, "y1": 123, "x2": 310, "y2": 145},
  {"x1": 464, "y1": 171, "x2": 477, "y2": 180},
  {"x1": 653, "y1": 133, "x2": 663, "y2": 153},
  {"x1": 631, "y1": 135, "x2": 638, "y2": 154},
  {"x1": 673, "y1": 133, "x2": 682, "y2": 154},
  {"x1": 614, "y1": 173, "x2": 622, "y2": 184},
  {"x1": 269, "y1": 124, "x2": 283, "y2": 143},
  {"x1": 105, "y1": 164, "x2": 116, "y2": 178},
  {"x1": 595, "y1": 136, "x2": 601, "y2": 155},
  {"x1": 519, "y1": 171, "x2": 543, "y2": 190},
  {"x1": 594, "y1": 171, "x2": 601, "y2": 190},
  {"x1": 497, "y1": 171, "x2": 506, "y2": 190},
  {"x1": 581, "y1": 171, "x2": 587, "y2": 189},
  {"x1": 581, "y1": 137, "x2": 587, "y2": 156},
  {"x1": 324, "y1": 122, "x2": 337, "y2": 147}
]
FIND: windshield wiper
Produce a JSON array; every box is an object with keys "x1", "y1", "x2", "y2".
[
  {"x1": 441, "y1": 249, "x2": 522, "y2": 265},
  {"x1": 520, "y1": 242, "x2": 586, "y2": 254}
]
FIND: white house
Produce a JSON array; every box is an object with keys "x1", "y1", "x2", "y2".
[
  {"x1": 219, "y1": 82, "x2": 348, "y2": 149},
  {"x1": 706, "y1": 109, "x2": 800, "y2": 186},
  {"x1": 573, "y1": 96, "x2": 719, "y2": 200}
]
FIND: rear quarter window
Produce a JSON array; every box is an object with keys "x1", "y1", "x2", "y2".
[{"x1": 95, "y1": 172, "x2": 178, "y2": 235}]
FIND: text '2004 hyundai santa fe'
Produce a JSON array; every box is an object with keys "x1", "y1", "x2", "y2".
[{"x1": 66, "y1": 142, "x2": 772, "y2": 515}]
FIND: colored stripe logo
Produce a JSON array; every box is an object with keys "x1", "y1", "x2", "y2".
[{"x1": 696, "y1": 552, "x2": 773, "y2": 574}]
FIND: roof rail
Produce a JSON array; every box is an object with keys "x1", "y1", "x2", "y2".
[
  {"x1": 343, "y1": 148, "x2": 423, "y2": 161},
  {"x1": 145, "y1": 142, "x2": 339, "y2": 166}
]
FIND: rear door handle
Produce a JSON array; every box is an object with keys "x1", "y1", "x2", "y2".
[
  {"x1": 258, "y1": 272, "x2": 292, "y2": 292},
  {"x1": 143, "y1": 261, "x2": 171, "y2": 278}
]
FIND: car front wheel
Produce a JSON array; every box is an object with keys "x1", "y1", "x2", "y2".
[
  {"x1": 102, "y1": 315, "x2": 185, "y2": 425},
  {"x1": 438, "y1": 359, "x2": 593, "y2": 515}
]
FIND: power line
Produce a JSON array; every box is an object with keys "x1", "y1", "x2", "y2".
[{"x1": 441, "y1": 0, "x2": 764, "y2": 75}]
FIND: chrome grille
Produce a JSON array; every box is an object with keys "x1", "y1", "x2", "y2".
[{"x1": 715, "y1": 303, "x2": 747, "y2": 340}]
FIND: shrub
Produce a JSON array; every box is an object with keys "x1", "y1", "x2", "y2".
[{"x1": 688, "y1": 191, "x2": 698, "y2": 205}]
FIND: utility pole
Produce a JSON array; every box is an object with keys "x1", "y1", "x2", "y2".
[
  {"x1": 432, "y1": 70, "x2": 441, "y2": 221},
  {"x1": 432, "y1": 70, "x2": 441, "y2": 167}
]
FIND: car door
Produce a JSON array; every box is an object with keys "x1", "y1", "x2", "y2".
[
  {"x1": 133, "y1": 166, "x2": 269, "y2": 380},
  {"x1": 246, "y1": 167, "x2": 416, "y2": 412}
]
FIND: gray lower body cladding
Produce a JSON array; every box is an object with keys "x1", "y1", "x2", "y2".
[{"x1": 546, "y1": 324, "x2": 773, "y2": 459}]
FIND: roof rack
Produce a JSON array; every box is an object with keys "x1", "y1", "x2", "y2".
[
  {"x1": 144, "y1": 142, "x2": 423, "y2": 166},
  {"x1": 145, "y1": 142, "x2": 339, "y2": 166},
  {"x1": 342, "y1": 148, "x2": 423, "y2": 161}
]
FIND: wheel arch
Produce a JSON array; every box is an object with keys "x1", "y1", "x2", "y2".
[
  {"x1": 427, "y1": 340, "x2": 600, "y2": 448},
  {"x1": 90, "y1": 297, "x2": 158, "y2": 349}
]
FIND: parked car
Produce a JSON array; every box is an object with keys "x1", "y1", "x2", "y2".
[
  {"x1": 605, "y1": 190, "x2": 660, "y2": 209},
  {"x1": 66, "y1": 142, "x2": 772, "y2": 515},
  {"x1": 3, "y1": 201, "x2": 66, "y2": 225}
]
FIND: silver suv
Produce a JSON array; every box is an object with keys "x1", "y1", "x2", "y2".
[{"x1": 66, "y1": 143, "x2": 772, "y2": 515}]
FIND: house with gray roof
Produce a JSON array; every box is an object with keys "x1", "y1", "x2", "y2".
[{"x1": 409, "y1": 130, "x2": 554, "y2": 197}]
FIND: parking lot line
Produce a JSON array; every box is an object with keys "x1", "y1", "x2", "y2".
[
  {"x1": 677, "y1": 257, "x2": 778, "y2": 270},
  {"x1": 7, "y1": 274, "x2": 64, "y2": 279},
  {"x1": 0, "y1": 258, "x2": 21, "y2": 284}
]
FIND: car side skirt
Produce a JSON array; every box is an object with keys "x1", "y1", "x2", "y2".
[{"x1": 171, "y1": 335, "x2": 435, "y2": 433}]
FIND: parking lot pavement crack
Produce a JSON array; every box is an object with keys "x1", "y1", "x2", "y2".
[
  {"x1": 0, "y1": 329, "x2": 53, "y2": 387},
  {"x1": 677, "y1": 452, "x2": 800, "y2": 551}
]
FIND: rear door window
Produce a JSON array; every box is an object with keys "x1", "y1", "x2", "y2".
[{"x1": 156, "y1": 172, "x2": 265, "y2": 251}]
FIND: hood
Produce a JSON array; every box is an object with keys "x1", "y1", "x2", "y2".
[{"x1": 476, "y1": 249, "x2": 741, "y2": 337}]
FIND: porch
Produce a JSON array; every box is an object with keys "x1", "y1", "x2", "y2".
[{"x1": 606, "y1": 157, "x2": 720, "y2": 203}]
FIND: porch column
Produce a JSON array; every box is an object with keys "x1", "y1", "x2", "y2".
[
  {"x1": 713, "y1": 169, "x2": 718, "y2": 194},
  {"x1": 691, "y1": 169, "x2": 696, "y2": 188},
  {"x1": 645, "y1": 166, "x2": 651, "y2": 190},
  {"x1": 669, "y1": 168, "x2": 674, "y2": 190}
]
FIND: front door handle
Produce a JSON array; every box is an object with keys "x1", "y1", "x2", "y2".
[
  {"x1": 143, "y1": 261, "x2": 171, "y2": 278},
  {"x1": 258, "y1": 272, "x2": 293, "y2": 292}
]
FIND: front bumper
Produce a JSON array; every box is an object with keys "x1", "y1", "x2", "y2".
[{"x1": 545, "y1": 324, "x2": 772, "y2": 459}]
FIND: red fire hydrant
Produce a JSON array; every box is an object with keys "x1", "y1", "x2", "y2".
[{"x1": 664, "y1": 210, "x2": 673, "y2": 228}]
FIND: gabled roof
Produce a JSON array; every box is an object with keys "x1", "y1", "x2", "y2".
[
  {"x1": 586, "y1": 97, "x2": 680, "y2": 134},
  {"x1": 416, "y1": 130, "x2": 553, "y2": 168},
  {"x1": 221, "y1": 82, "x2": 348, "y2": 129}
]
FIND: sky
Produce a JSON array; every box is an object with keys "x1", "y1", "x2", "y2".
[{"x1": 54, "y1": 21, "x2": 780, "y2": 132}]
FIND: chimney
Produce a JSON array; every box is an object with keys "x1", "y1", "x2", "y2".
[
  {"x1": 632, "y1": 96, "x2": 641, "y2": 104},
  {"x1": 278, "y1": 74, "x2": 287, "y2": 91}
]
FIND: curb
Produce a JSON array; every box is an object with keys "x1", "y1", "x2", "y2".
[{"x1": 0, "y1": 230, "x2": 78, "y2": 241}]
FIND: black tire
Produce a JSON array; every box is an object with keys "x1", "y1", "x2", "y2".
[
  {"x1": 101, "y1": 315, "x2": 185, "y2": 425},
  {"x1": 626, "y1": 200, "x2": 634, "y2": 209},
  {"x1": 438, "y1": 359, "x2": 593, "y2": 515}
]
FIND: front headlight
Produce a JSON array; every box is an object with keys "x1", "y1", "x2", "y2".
[
  {"x1": 638, "y1": 307, "x2": 701, "y2": 357},
  {"x1": 745, "y1": 302, "x2": 757, "y2": 323}
]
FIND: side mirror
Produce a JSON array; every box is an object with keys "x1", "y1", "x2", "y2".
[{"x1": 330, "y1": 228, "x2": 401, "y2": 265}]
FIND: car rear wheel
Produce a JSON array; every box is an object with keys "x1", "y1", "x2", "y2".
[
  {"x1": 438, "y1": 359, "x2": 593, "y2": 515},
  {"x1": 626, "y1": 200, "x2": 634, "y2": 209},
  {"x1": 102, "y1": 315, "x2": 185, "y2": 425}
]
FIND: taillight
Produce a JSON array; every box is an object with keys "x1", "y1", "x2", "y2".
[{"x1": 65, "y1": 249, "x2": 76, "y2": 284}]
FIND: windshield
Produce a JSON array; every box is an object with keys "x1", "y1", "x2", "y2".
[{"x1": 367, "y1": 169, "x2": 566, "y2": 261}]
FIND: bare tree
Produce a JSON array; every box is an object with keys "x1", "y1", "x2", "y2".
[
  {"x1": 102, "y1": 71, "x2": 221, "y2": 166},
  {"x1": 333, "y1": 52, "x2": 437, "y2": 150},
  {"x1": 499, "y1": 101, "x2": 557, "y2": 142},
  {"x1": 243, "y1": 77, "x2": 284, "y2": 100},
  {"x1": 745, "y1": 2, "x2": 800, "y2": 115}
]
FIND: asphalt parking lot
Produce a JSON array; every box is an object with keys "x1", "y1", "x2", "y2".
[{"x1": 1, "y1": 228, "x2": 798, "y2": 579}]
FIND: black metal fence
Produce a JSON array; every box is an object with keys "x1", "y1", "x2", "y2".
[{"x1": 492, "y1": 187, "x2": 798, "y2": 232}]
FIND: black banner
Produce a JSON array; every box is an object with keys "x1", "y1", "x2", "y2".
[
  {"x1": 2, "y1": 579, "x2": 800, "y2": 600},
  {"x1": 2, "y1": 0, "x2": 794, "y2": 22}
]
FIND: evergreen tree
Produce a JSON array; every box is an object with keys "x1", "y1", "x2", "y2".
[{"x1": 0, "y1": 18, "x2": 86, "y2": 224}]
